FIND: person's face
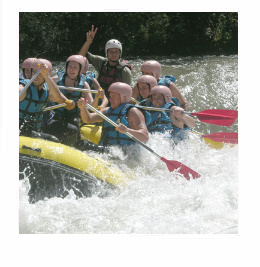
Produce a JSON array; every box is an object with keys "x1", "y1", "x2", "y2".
[
  {"x1": 152, "y1": 93, "x2": 165, "y2": 108},
  {"x1": 109, "y1": 91, "x2": 121, "y2": 109},
  {"x1": 107, "y1": 48, "x2": 120, "y2": 61},
  {"x1": 32, "y1": 67, "x2": 44, "y2": 86},
  {"x1": 67, "y1": 61, "x2": 80, "y2": 79},
  {"x1": 24, "y1": 68, "x2": 32, "y2": 79},
  {"x1": 138, "y1": 82, "x2": 150, "y2": 99}
]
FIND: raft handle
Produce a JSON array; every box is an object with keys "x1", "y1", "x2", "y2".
[{"x1": 22, "y1": 145, "x2": 42, "y2": 153}]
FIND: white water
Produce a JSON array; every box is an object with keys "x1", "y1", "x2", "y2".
[{"x1": 19, "y1": 55, "x2": 238, "y2": 234}]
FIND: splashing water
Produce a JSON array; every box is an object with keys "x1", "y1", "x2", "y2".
[{"x1": 19, "y1": 55, "x2": 238, "y2": 234}]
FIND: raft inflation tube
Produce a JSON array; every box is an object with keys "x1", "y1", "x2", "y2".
[
  {"x1": 19, "y1": 136, "x2": 126, "y2": 203},
  {"x1": 81, "y1": 124, "x2": 228, "y2": 149}
]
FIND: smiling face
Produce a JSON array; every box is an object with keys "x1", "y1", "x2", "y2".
[
  {"x1": 67, "y1": 61, "x2": 81, "y2": 79},
  {"x1": 109, "y1": 91, "x2": 121, "y2": 109},
  {"x1": 138, "y1": 82, "x2": 150, "y2": 99},
  {"x1": 151, "y1": 93, "x2": 166, "y2": 108}
]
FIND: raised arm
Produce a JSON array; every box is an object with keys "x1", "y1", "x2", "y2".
[{"x1": 78, "y1": 25, "x2": 98, "y2": 56}]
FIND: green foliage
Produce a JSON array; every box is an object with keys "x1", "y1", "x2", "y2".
[{"x1": 19, "y1": 12, "x2": 237, "y2": 60}]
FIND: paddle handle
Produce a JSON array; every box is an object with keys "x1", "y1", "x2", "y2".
[
  {"x1": 58, "y1": 85, "x2": 98, "y2": 94},
  {"x1": 19, "y1": 69, "x2": 41, "y2": 97},
  {"x1": 85, "y1": 103, "x2": 162, "y2": 158},
  {"x1": 43, "y1": 100, "x2": 71, "y2": 112},
  {"x1": 43, "y1": 103, "x2": 66, "y2": 111},
  {"x1": 131, "y1": 97, "x2": 140, "y2": 104}
]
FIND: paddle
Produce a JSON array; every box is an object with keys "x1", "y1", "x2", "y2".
[
  {"x1": 191, "y1": 129, "x2": 238, "y2": 144},
  {"x1": 135, "y1": 106, "x2": 238, "y2": 126},
  {"x1": 57, "y1": 85, "x2": 98, "y2": 94},
  {"x1": 19, "y1": 69, "x2": 41, "y2": 97},
  {"x1": 131, "y1": 97, "x2": 141, "y2": 104},
  {"x1": 85, "y1": 103, "x2": 200, "y2": 180},
  {"x1": 43, "y1": 100, "x2": 71, "y2": 112},
  {"x1": 184, "y1": 109, "x2": 238, "y2": 127},
  {"x1": 201, "y1": 132, "x2": 238, "y2": 144}
]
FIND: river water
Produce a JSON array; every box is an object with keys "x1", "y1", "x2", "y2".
[{"x1": 19, "y1": 55, "x2": 238, "y2": 235}]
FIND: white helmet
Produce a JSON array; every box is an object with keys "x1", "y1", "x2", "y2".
[{"x1": 105, "y1": 39, "x2": 122, "y2": 57}]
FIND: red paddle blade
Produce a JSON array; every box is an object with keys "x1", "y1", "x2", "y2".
[
  {"x1": 191, "y1": 109, "x2": 238, "y2": 126},
  {"x1": 202, "y1": 132, "x2": 238, "y2": 144},
  {"x1": 161, "y1": 157, "x2": 200, "y2": 180}
]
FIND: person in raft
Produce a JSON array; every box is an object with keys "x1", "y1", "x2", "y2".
[
  {"x1": 148, "y1": 85, "x2": 195, "y2": 144},
  {"x1": 19, "y1": 59, "x2": 75, "y2": 141},
  {"x1": 77, "y1": 82, "x2": 150, "y2": 146},
  {"x1": 20, "y1": 57, "x2": 37, "y2": 79},
  {"x1": 78, "y1": 25, "x2": 132, "y2": 99},
  {"x1": 131, "y1": 60, "x2": 189, "y2": 110},
  {"x1": 42, "y1": 54, "x2": 105, "y2": 146}
]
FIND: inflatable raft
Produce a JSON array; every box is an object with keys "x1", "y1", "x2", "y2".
[
  {"x1": 19, "y1": 136, "x2": 127, "y2": 203},
  {"x1": 80, "y1": 124, "x2": 226, "y2": 149}
]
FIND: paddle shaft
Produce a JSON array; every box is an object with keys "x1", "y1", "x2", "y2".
[
  {"x1": 43, "y1": 103, "x2": 67, "y2": 111},
  {"x1": 131, "y1": 97, "x2": 140, "y2": 104},
  {"x1": 58, "y1": 85, "x2": 98, "y2": 94},
  {"x1": 19, "y1": 69, "x2": 41, "y2": 97}
]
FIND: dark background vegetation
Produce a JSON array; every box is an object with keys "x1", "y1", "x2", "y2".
[{"x1": 19, "y1": 12, "x2": 238, "y2": 61}]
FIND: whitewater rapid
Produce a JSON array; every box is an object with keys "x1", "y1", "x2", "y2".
[{"x1": 19, "y1": 55, "x2": 238, "y2": 234}]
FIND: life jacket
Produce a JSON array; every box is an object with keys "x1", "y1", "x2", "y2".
[
  {"x1": 84, "y1": 72, "x2": 101, "y2": 103},
  {"x1": 19, "y1": 79, "x2": 49, "y2": 132},
  {"x1": 99, "y1": 103, "x2": 151, "y2": 146},
  {"x1": 52, "y1": 71, "x2": 84, "y2": 119},
  {"x1": 97, "y1": 60, "x2": 133, "y2": 98},
  {"x1": 158, "y1": 75, "x2": 176, "y2": 87},
  {"x1": 84, "y1": 72, "x2": 96, "y2": 90},
  {"x1": 148, "y1": 101, "x2": 190, "y2": 143},
  {"x1": 148, "y1": 102, "x2": 176, "y2": 134}
]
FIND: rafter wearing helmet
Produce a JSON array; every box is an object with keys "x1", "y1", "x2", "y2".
[
  {"x1": 77, "y1": 82, "x2": 150, "y2": 146},
  {"x1": 148, "y1": 85, "x2": 195, "y2": 144},
  {"x1": 78, "y1": 25, "x2": 132, "y2": 98},
  {"x1": 132, "y1": 60, "x2": 189, "y2": 110}
]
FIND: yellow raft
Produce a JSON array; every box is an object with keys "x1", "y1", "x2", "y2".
[
  {"x1": 80, "y1": 124, "x2": 226, "y2": 149},
  {"x1": 19, "y1": 136, "x2": 127, "y2": 203}
]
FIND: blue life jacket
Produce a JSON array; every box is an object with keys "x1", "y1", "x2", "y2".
[
  {"x1": 19, "y1": 79, "x2": 49, "y2": 131},
  {"x1": 84, "y1": 72, "x2": 103, "y2": 105},
  {"x1": 148, "y1": 102, "x2": 176, "y2": 134},
  {"x1": 84, "y1": 72, "x2": 96, "y2": 90},
  {"x1": 148, "y1": 101, "x2": 189, "y2": 143},
  {"x1": 99, "y1": 103, "x2": 151, "y2": 146},
  {"x1": 52, "y1": 71, "x2": 84, "y2": 119},
  {"x1": 158, "y1": 75, "x2": 176, "y2": 87}
]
